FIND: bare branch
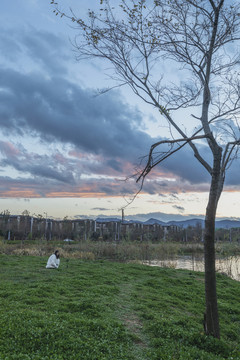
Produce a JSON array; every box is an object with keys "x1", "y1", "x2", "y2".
[
  {"x1": 136, "y1": 134, "x2": 211, "y2": 183},
  {"x1": 222, "y1": 139, "x2": 240, "y2": 172}
]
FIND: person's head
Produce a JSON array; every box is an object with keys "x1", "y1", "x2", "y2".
[{"x1": 54, "y1": 250, "x2": 60, "y2": 259}]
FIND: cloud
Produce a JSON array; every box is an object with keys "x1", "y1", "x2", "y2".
[
  {"x1": 0, "y1": 142, "x2": 75, "y2": 184},
  {"x1": 158, "y1": 144, "x2": 212, "y2": 184},
  {"x1": 172, "y1": 205, "x2": 185, "y2": 213},
  {"x1": 0, "y1": 24, "x2": 153, "y2": 165},
  {"x1": 0, "y1": 152, "x2": 237, "y2": 199},
  {"x1": 0, "y1": 22, "x2": 240, "y2": 203},
  {"x1": 0, "y1": 68, "x2": 153, "y2": 160},
  {"x1": 225, "y1": 160, "x2": 240, "y2": 186},
  {"x1": 91, "y1": 207, "x2": 111, "y2": 211},
  {"x1": 0, "y1": 25, "x2": 70, "y2": 73}
]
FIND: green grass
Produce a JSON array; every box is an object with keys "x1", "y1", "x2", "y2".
[{"x1": 0, "y1": 255, "x2": 240, "y2": 359}]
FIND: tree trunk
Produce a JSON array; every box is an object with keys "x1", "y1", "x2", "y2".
[
  {"x1": 204, "y1": 150, "x2": 222, "y2": 339},
  {"x1": 204, "y1": 201, "x2": 220, "y2": 338}
]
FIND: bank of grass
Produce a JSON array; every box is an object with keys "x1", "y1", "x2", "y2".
[{"x1": 0, "y1": 255, "x2": 240, "y2": 359}]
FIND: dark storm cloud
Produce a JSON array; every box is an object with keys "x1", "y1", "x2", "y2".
[
  {"x1": 0, "y1": 68, "x2": 152, "y2": 161},
  {"x1": 106, "y1": 159, "x2": 123, "y2": 172},
  {"x1": 0, "y1": 24, "x2": 212, "y2": 187},
  {"x1": 225, "y1": 160, "x2": 240, "y2": 186},
  {"x1": 0, "y1": 23, "x2": 239, "y2": 195},
  {"x1": 159, "y1": 144, "x2": 212, "y2": 184},
  {"x1": 0, "y1": 24, "x2": 153, "y2": 161}
]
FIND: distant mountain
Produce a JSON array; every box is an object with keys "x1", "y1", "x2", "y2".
[
  {"x1": 96, "y1": 217, "x2": 143, "y2": 224},
  {"x1": 128, "y1": 219, "x2": 144, "y2": 224},
  {"x1": 144, "y1": 218, "x2": 240, "y2": 229},
  {"x1": 167, "y1": 219, "x2": 204, "y2": 228},
  {"x1": 144, "y1": 218, "x2": 204, "y2": 228},
  {"x1": 143, "y1": 218, "x2": 166, "y2": 226},
  {"x1": 215, "y1": 220, "x2": 240, "y2": 229},
  {"x1": 96, "y1": 217, "x2": 240, "y2": 229},
  {"x1": 96, "y1": 217, "x2": 122, "y2": 223}
]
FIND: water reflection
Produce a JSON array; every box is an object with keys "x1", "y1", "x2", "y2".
[{"x1": 144, "y1": 256, "x2": 240, "y2": 281}]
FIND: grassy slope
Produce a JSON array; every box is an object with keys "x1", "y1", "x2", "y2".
[{"x1": 0, "y1": 255, "x2": 239, "y2": 360}]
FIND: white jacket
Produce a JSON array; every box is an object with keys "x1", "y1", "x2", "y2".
[{"x1": 46, "y1": 254, "x2": 60, "y2": 269}]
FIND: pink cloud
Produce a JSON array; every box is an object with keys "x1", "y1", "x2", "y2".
[{"x1": 0, "y1": 141, "x2": 20, "y2": 157}]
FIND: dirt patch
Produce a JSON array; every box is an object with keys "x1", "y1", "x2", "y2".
[{"x1": 117, "y1": 283, "x2": 149, "y2": 354}]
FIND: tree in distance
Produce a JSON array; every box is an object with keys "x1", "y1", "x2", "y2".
[{"x1": 51, "y1": 0, "x2": 240, "y2": 339}]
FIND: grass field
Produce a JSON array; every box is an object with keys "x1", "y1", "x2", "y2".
[{"x1": 0, "y1": 255, "x2": 240, "y2": 359}]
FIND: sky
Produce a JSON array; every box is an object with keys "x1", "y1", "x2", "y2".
[{"x1": 0, "y1": 0, "x2": 240, "y2": 221}]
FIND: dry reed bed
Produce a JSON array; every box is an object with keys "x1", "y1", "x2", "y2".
[{"x1": 0, "y1": 239, "x2": 239, "y2": 262}]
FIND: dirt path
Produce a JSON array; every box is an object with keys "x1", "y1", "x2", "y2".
[{"x1": 116, "y1": 283, "x2": 150, "y2": 360}]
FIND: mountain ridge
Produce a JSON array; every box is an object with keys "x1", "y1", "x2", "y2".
[{"x1": 96, "y1": 217, "x2": 240, "y2": 229}]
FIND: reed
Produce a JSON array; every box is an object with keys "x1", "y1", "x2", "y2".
[
  {"x1": 0, "y1": 239, "x2": 181, "y2": 261},
  {"x1": 0, "y1": 238, "x2": 239, "y2": 262}
]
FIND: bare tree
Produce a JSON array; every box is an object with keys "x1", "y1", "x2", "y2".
[{"x1": 51, "y1": 0, "x2": 240, "y2": 338}]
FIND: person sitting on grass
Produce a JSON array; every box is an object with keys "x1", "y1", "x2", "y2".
[{"x1": 46, "y1": 250, "x2": 60, "y2": 269}]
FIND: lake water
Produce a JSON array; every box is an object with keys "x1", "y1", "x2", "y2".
[{"x1": 143, "y1": 256, "x2": 240, "y2": 281}]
